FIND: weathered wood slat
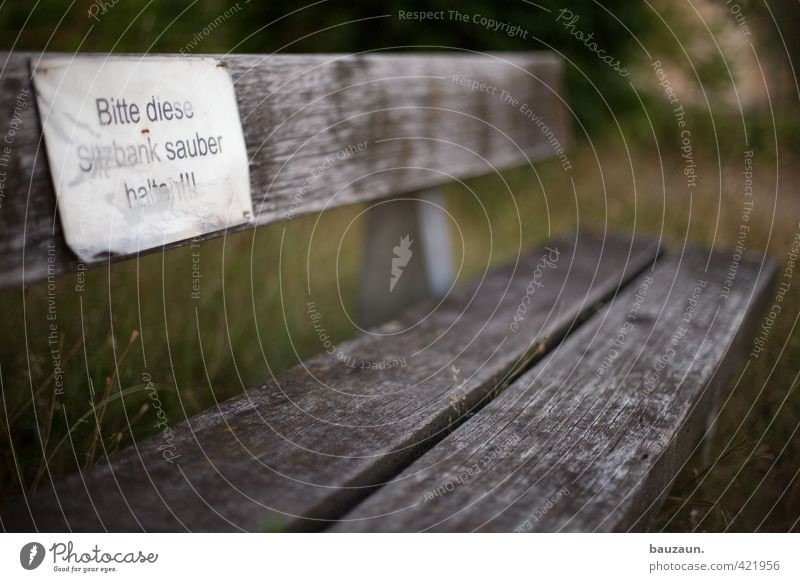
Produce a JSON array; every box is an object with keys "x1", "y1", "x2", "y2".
[
  {"x1": 0, "y1": 52, "x2": 567, "y2": 287},
  {"x1": 1, "y1": 231, "x2": 657, "y2": 532},
  {"x1": 357, "y1": 192, "x2": 455, "y2": 327},
  {"x1": 332, "y1": 248, "x2": 777, "y2": 532}
]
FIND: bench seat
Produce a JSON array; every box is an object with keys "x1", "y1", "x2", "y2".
[
  {"x1": 2, "y1": 231, "x2": 658, "y2": 532},
  {"x1": 333, "y1": 247, "x2": 777, "y2": 532}
]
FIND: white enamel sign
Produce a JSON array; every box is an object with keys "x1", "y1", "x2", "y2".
[{"x1": 32, "y1": 57, "x2": 253, "y2": 261}]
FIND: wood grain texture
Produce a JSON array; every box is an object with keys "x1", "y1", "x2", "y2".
[
  {"x1": 0, "y1": 52, "x2": 568, "y2": 288},
  {"x1": 332, "y1": 248, "x2": 777, "y2": 532},
  {"x1": 0, "y1": 231, "x2": 657, "y2": 532},
  {"x1": 357, "y1": 196, "x2": 432, "y2": 328}
]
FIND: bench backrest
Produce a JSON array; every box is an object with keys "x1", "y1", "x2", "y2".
[{"x1": 0, "y1": 52, "x2": 569, "y2": 300}]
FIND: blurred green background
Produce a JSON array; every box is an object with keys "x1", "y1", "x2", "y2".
[{"x1": 1, "y1": 0, "x2": 799, "y2": 531}]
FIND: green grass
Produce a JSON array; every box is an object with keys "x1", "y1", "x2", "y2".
[{"x1": 1, "y1": 117, "x2": 798, "y2": 531}]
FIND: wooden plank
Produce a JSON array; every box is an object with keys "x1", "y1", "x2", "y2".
[
  {"x1": 357, "y1": 196, "x2": 431, "y2": 328},
  {"x1": 0, "y1": 52, "x2": 568, "y2": 288},
  {"x1": 0, "y1": 231, "x2": 657, "y2": 532},
  {"x1": 332, "y1": 248, "x2": 777, "y2": 532},
  {"x1": 417, "y1": 189, "x2": 456, "y2": 297},
  {"x1": 357, "y1": 188, "x2": 455, "y2": 328}
]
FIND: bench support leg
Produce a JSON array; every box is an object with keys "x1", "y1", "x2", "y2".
[
  {"x1": 701, "y1": 393, "x2": 723, "y2": 467},
  {"x1": 358, "y1": 188, "x2": 454, "y2": 328}
]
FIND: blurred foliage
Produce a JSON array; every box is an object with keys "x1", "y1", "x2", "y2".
[
  {"x1": 0, "y1": 0, "x2": 677, "y2": 134},
  {"x1": 754, "y1": 0, "x2": 800, "y2": 71},
  {"x1": 4, "y1": 0, "x2": 796, "y2": 135},
  {"x1": 6, "y1": 0, "x2": 800, "y2": 136}
]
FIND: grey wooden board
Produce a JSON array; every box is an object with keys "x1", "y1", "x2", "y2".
[
  {"x1": 1, "y1": 231, "x2": 657, "y2": 532},
  {"x1": 332, "y1": 248, "x2": 778, "y2": 532},
  {"x1": 357, "y1": 197, "x2": 433, "y2": 328},
  {"x1": 357, "y1": 189, "x2": 456, "y2": 329},
  {"x1": 417, "y1": 189, "x2": 456, "y2": 297},
  {"x1": 0, "y1": 52, "x2": 568, "y2": 288}
]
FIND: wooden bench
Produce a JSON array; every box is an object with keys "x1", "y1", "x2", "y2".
[{"x1": 0, "y1": 52, "x2": 776, "y2": 532}]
